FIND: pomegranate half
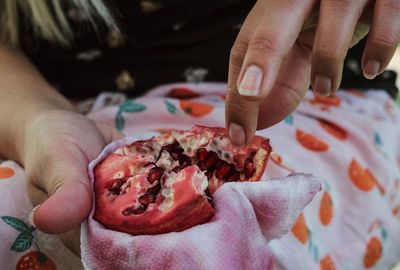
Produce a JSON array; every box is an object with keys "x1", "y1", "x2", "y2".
[{"x1": 93, "y1": 125, "x2": 272, "y2": 235}]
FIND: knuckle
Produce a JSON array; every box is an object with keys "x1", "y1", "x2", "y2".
[
  {"x1": 226, "y1": 92, "x2": 254, "y2": 115},
  {"x1": 323, "y1": 0, "x2": 364, "y2": 17},
  {"x1": 313, "y1": 46, "x2": 345, "y2": 66},
  {"x1": 248, "y1": 35, "x2": 280, "y2": 56},
  {"x1": 48, "y1": 176, "x2": 67, "y2": 195},
  {"x1": 370, "y1": 33, "x2": 399, "y2": 50},
  {"x1": 323, "y1": 0, "x2": 352, "y2": 6},
  {"x1": 230, "y1": 41, "x2": 248, "y2": 67},
  {"x1": 274, "y1": 0, "x2": 304, "y2": 9}
]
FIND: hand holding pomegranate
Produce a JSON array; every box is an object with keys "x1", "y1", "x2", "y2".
[{"x1": 24, "y1": 109, "x2": 122, "y2": 255}]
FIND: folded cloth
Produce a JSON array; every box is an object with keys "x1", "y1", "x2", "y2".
[{"x1": 80, "y1": 135, "x2": 322, "y2": 270}]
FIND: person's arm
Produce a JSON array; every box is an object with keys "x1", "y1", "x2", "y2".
[
  {"x1": 0, "y1": 45, "x2": 122, "y2": 256},
  {"x1": 0, "y1": 45, "x2": 74, "y2": 162}
]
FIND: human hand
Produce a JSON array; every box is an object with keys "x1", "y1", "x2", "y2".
[
  {"x1": 24, "y1": 110, "x2": 122, "y2": 255},
  {"x1": 226, "y1": 0, "x2": 399, "y2": 145}
]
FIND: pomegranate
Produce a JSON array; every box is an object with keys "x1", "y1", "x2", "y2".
[{"x1": 93, "y1": 125, "x2": 271, "y2": 235}]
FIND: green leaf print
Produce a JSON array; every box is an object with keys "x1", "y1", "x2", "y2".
[
  {"x1": 11, "y1": 233, "x2": 33, "y2": 252},
  {"x1": 374, "y1": 132, "x2": 383, "y2": 146},
  {"x1": 284, "y1": 115, "x2": 293, "y2": 125},
  {"x1": 121, "y1": 100, "x2": 146, "y2": 113},
  {"x1": 164, "y1": 100, "x2": 178, "y2": 114},
  {"x1": 1, "y1": 216, "x2": 33, "y2": 234},
  {"x1": 381, "y1": 228, "x2": 388, "y2": 240},
  {"x1": 116, "y1": 110, "x2": 125, "y2": 131}
]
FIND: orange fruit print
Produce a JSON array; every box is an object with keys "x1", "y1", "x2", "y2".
[
  {"x1": 320, "y1": 255, "x2": 336, "y2": 270},
  {"x1": 179, "y1": 101, "x2": 214, "y2": 118},
  {"x1": 364, "y1": 237, "x2": 382, "y2": 268},
  {"x1": 348, "y1": 159, "x2": 376, "y2": 191},
  {"x1": 317, "y1": 119, "x2": 348, "y2": 140},
  {"x1": 16, "y1": 251, "x2": 56, "y2": 270},
  {"x1": 296, "y1": 129, "x2": 329, "y2": 152},
  {"x1": 319, "y1": 192, "x2": 333, "y2": 226},
  {"x1": 0, "y1": 167, "x2": 15, "y2": 179},
  {"x1": 366, "y1": 169, "x2": 385, "y2": 194},
  {"x1": 313, "y1": 95, "x2": 341, "y2": 106},
  {"x1": 167, "y1": 87, "x2": 201, "y2": 99},
  {"x1": 291, "y1": 213, "x2": 308, "y2": 244}
]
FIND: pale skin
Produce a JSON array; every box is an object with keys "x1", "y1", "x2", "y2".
[{"x1": 0, "y1": 0, "x2": 399, "y2": 257}]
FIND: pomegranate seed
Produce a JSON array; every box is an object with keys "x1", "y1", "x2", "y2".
[
  {"x1": 122, "y1": 207, "x2": 133, "y2": 216},
  {"x1": 244, "y1": 158, "x2": 256, "y2": 179},
  {"x1": 197, "y1": 148, "x2": 208, "y2": 161},
  {"x1": 206, "y1": 170, "x2": 214, "y2": 179},
  {"x1": 108, "y1": 178, "x2": 126, "y2": 195},
  {"x1": 158, "y1": 142, "x2": 183, "y2": 161},
  {"x1": 166, "y1": 143, "x2": 184, "y2": 160},
  {"x1": 179, "y1": 154, "x2": 192, "y2": 168},
  {"x1": 226, "y1": 170, "x2": 240, "y2": 182},
  {"x1": 198, "y1": 161, "x2": 207, "y2": 171},
  {"x1": 170, "y1": 151, "x2": 180, "y2": 160},
  {"x1": 147, "y1": 167, "x2": 165, "y2": 184},
  {"x1": 215, "y1": 162, "x2": 230, "y2": 180},
  {"x1": 147, "y1": 182, "x2": 161, "y2": 195},
  {"x1": 205, "y1": 152, "x2": 219, "y2": 170},
  {"x1": 133, "y1": 204, "x2": 148, "y2": 215},
  {"x1": 139, "y1": 193, "x2": 157, "y2": 205},
  {"x1": 122, "y1": 205, "x2": 147, "y2": 216}
]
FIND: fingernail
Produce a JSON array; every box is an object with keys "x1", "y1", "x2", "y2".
[
  {"x1": 28, "y1": 204, "x2": 40, "y2": 228},
  {"x1": 239, "y1": 65, "x2": 263, "y2": 96},
  {"x1": 229, "y1": 123, "x2": 246, "y2": 146},
  {"x1": 313, "y1": 75, "x2": 332, "y2": 96},
  {"x1": 364, "y1": 60, "x2": 380, "y2": 80}
]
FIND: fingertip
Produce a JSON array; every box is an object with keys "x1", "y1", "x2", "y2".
[
  {"x1": 228, "y1": 122, "x2": 246, "y2": 146},
  {"x1": 33, "y1": 182, "x2": 92, "y2": 234},
  {"x1": 312, "y1": 75, "x2": 332, "y2": 97},
  {"x1": 363, "y1": 59, "x2": 380, "y2": 80}
]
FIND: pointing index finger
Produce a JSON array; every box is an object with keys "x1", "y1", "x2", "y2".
[{"x1": 226, "y1": 0, "x2": 315, "y2": 145}]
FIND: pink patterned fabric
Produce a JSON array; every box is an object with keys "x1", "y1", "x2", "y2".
[{"x1": 0, "y1": 82, "x2": 400, "y2": 269}]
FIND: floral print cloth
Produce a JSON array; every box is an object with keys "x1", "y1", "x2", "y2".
[{"x1": 1, "y1": 82, "x2": 400, "y2": 269}]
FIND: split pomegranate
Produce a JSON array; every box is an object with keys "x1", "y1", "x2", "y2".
[{"x1": 93, "y1": 125, "x2": 271, "y2": 235}]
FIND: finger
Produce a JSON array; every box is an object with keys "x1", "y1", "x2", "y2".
[
  {"x1": 226, "y1": 0, "x2": 314, "y2": 145},
  {"x1": 238, "y1": 0, "x2": 314, "y2": 100},
  {"x1": 32, "y1": 149, "x2": 92, "y2": 234},
  {"x1": 362, "y1": 0, "x2": 400, "y2": 79},
  {"x1": 311, "y1": 0, "x2": 368, "y2": 96},
  {"x1": 258, "y1": 35, "x2": 313, "y2": 129},
  {"x1": 225, "y1": 1, "x2": 266, "y2": 146}
]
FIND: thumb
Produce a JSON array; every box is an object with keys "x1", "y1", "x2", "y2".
[{"x1": 31, "y1": 153, "x2": 92, "y2": 234}]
